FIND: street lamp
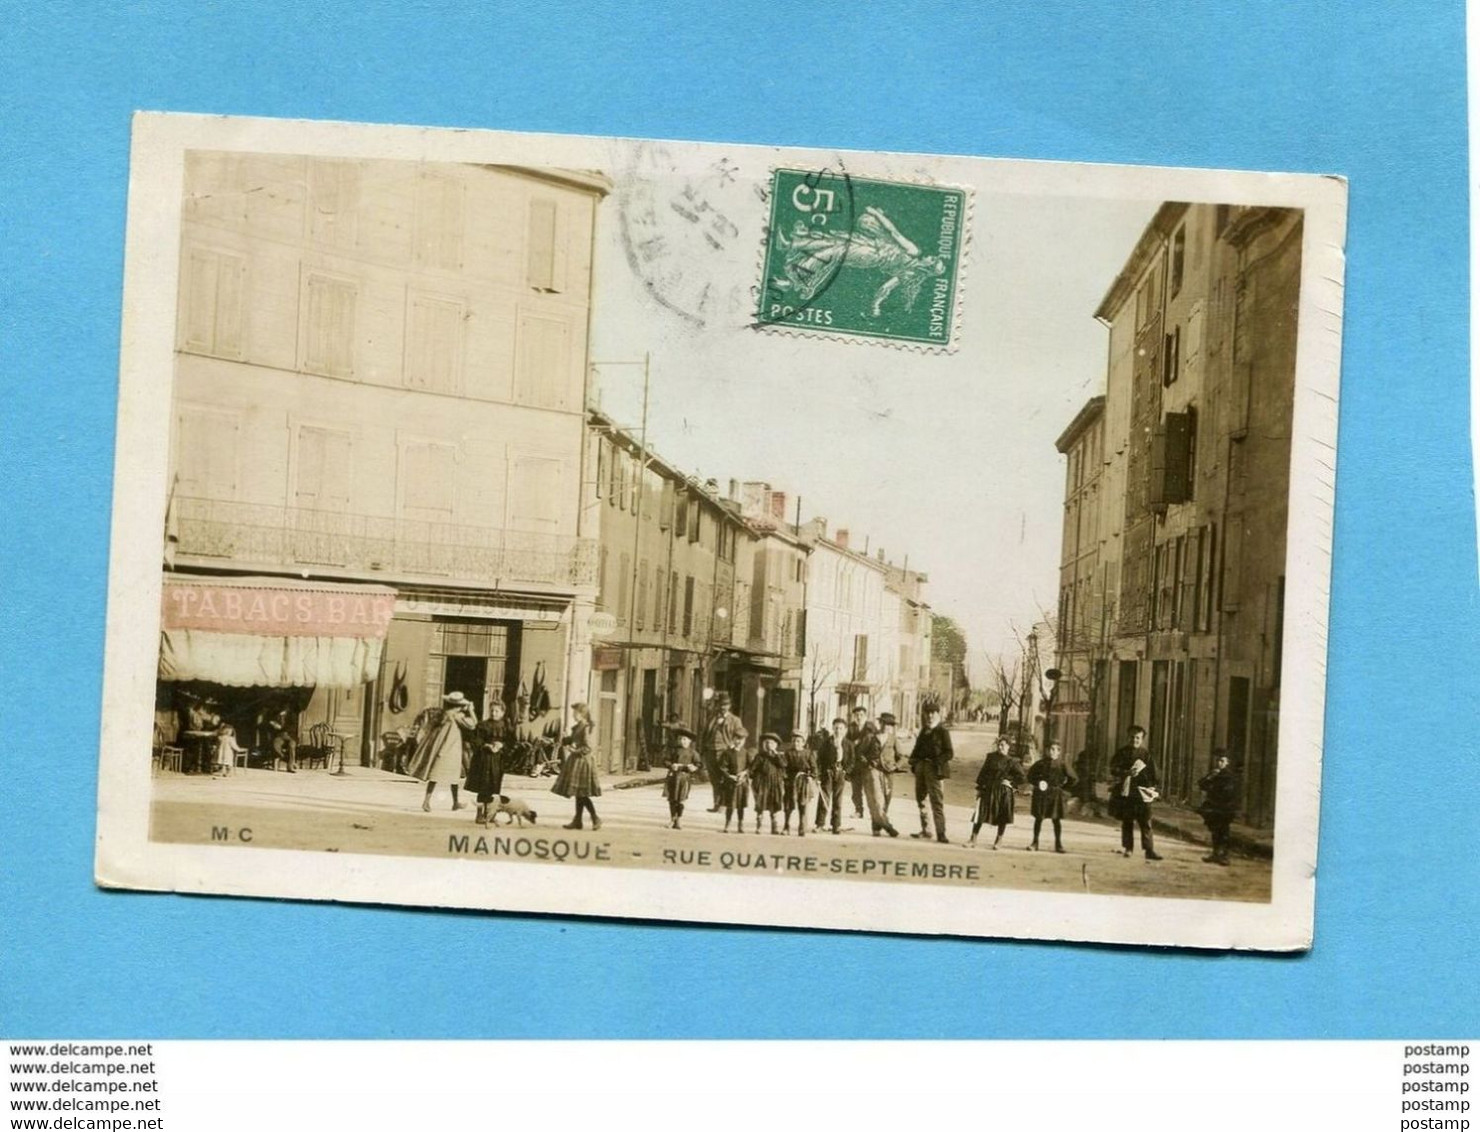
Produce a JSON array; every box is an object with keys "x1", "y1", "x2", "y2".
[{"x1": 1043, "y1": 667, "x2": 1062, "y2": 750}]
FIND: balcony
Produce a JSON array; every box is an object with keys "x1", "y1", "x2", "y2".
[{"x1": 172, "y1": 496, "x2": 597, "y2": 590}]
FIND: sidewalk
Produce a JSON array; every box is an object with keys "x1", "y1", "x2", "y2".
[{"x1": 1066, "y1": 792, "x2": 1273, "y2": 859}]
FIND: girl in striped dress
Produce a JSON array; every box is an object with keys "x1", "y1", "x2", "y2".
[{"x1": 552, "y1": 703, "x2": 602, "y2": 830}]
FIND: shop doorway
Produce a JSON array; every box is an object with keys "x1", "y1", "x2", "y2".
[
  {"x1": 1115, "y1": 660, "x2": 1139, "y2": 742},
  {"x1": 443, "y1": 655, "x2": 487, "y2": 714},
  {"x1": 765, "y1": 687, "x2": 797, "y2": 736}
]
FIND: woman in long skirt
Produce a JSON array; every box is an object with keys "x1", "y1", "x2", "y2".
[
  {"x1": 1025, "y1": 740, "x2": 1077, "y2": 852},
  {"x1": 749, "y1": 733, "x2": 786, "y2": 834},
  {"x1": 407, "y1": 692, "x2": 477, "y2": 812},
  {"x1": 551, "y1": 702, "x2": 602, "y2": 830},
  {"x1": 968, "y1": 736, "x2": 1025, "y2": 849},
  {"x1": 663, "y1": 726, "x2": 699, "y2": 829}
]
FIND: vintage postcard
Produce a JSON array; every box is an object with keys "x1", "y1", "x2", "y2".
[{"x1": 96, "y1": 113, "x2": 1346, "y2": 950}]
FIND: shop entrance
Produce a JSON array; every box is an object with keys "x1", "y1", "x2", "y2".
[{"x1": 443, "y1": 655, "x2": 488, "y2": 713}]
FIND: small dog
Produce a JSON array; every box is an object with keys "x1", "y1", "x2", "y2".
[{"x1": 489, "y1": 798, "x2": 538, "y2": 826}]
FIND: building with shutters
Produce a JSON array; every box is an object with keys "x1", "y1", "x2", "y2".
[
  {"x1": 581, "y1": 419, "x2": 809, "y2": 769},
  {"x1": 798, "y1": 520, "x2": 931, "y2": 733},
  {"x1": 1055, "y1": 201, "x2": 1303, "y2": 827},
  {"x1": 1052, "y1": 395, "x2": 1108, "y2": 763},
  {"x1": 160, "y1": 153, "x2": 608, "y2": 769}
]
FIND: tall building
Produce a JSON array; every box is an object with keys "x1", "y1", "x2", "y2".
[
  {"x1": 162, "y1": 153, "x2": 608, "y2": 764},
  {"x1": 1053, "y1": 395, "x2": 1108, "y2": 761},
  {"x1": 1056, "y1": 201, "x2": 1303, "y2": 826},
  {"x1": 582, "y1": 423, "x2": 807, "y2": 767},
  {"x1": 798, "y1": 520, "x2": 929, "y2": 731}
]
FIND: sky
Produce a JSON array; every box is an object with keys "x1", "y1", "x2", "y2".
[{"x1": 586, "y1": 144, "x2": 1158, "y2": 676}]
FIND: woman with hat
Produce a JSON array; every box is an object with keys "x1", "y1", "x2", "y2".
[
  {"x1": 552, "y1": 702, "x2": 602, "y2": 830},
  {"x1": 750, "y1": 732, "x2": 786, "y2": 834},
  {"x1": 663, "y1": 725, "x2": 700, "y2": 829},
  {"x1": 407, "y1": 691, "x2": 477, "y2": 813}
]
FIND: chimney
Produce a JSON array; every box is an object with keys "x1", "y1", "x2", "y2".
[
  {"x1": 728, "y1": 478, "x2": 739, "y2": 501},
  {"x1": 835, "y1": 529, "x2": 850, "y2": 550},
  {"x1": 877, "y1": 548, "x2": 886, "y2": 563},
  {"x1": 769, "y1": 491, "x2": 786, "y2": 522},
  {"x1": 705, "y1": 478, "x2": 719, "y2": 494}
]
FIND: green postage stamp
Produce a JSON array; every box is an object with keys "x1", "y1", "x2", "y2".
[{"x1": 757, "y1": 168, "x2": 968, "y2": 348}]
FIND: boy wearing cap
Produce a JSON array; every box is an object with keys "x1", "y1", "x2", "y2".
[
  {"x1": 751, "y1": 732, "x2": 786, "y2": 834},
  {"x1": 814, "y1": 717, "x2": 849, "y2": 833},
  {"x1": 846, "y1": 705, "x2": 870, "y2": 818},
  {"x1": 782, "y1": 731, "x2": 819, "y2": 836},
  {"x1": 877, "y1": 712, "x2": 902, "y2": 810},
  {"x1": 702, "y1": 692, "x2": 747, "y2": 813},
  {"x1": 663, "y1": 726, "x2": 700, "y2": 829},
  {"x1": 856, "y1": 721, "x2": 901, "y2": 838},
  {"x1": 718, "y1": 735, "x2": 752, "y2": 834},
  {"x1": 909, "y1": 705, "x2": 953, "y2": 843}
]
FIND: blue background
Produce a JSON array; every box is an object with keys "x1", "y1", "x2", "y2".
[{"x1": 2, "y1": 2, "x2": 1474, "y2": 1038}]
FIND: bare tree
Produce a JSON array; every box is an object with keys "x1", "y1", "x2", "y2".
[{"x1": 803, "y1": 635, "x2": 841, "y2": 733}]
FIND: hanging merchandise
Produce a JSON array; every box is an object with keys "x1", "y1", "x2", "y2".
[
  {"x1": 387, "y1": 661, "x2": 408, "y2": 715},
  {"x1": 516, "y1": 679, "x2": 530, "y2": 723},
  {"x1": 529, "y1": 661, "x2": 552, "y2": 718}
]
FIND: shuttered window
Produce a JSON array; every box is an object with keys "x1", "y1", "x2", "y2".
[
  {"x1": 295, "y1": 427, "x2": 352, "y2": 511},
  {"x1": 182, "y1": 247, "x2": 245, "y2": 359},
  {"x1": 514, "y1": 313, "x2": 572, "y2": 410},
  {"x1": 509, "y1": 454, "x2": 564, "y2": 534},
  {"x1": 175, "y1": 406, "x2": 239, "y2": 499},
  {"x1": 526, "y1": 199, "x2": 562, "y2": 291},
  {"x1": 400, "y1": 441, "x2": 456, "y2": 520},
  {"x1": 405, "y1": 293, "x2": 464, "y2": 393},
  {"x1": 304, "y1": 274, "x2": 356, "y2": 377}
]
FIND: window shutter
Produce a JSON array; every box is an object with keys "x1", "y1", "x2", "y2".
[
  {"x1": 509, "y1": 455, "x2": 563, "y2": 533},
  {"x1": 514, "y1": 313, "x2": 571, "y2": 410},
  {"x1": 1149, "y1": 422, "x2": 1168, "y2": 509},
  {"x1": 526, "y1": 199, "x2": 558, "y2": 291},
  {"x1": 1163, "y1": 411, "x2": 1192, "y2": 503}
]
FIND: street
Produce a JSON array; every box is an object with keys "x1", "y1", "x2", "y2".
[{"x1": 149, "y1": 728, "x2": 1271, "y2": 903}]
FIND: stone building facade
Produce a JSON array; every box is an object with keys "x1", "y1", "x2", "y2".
[
  {"x1": 163, "y1": 153, "x2": 607, "y2": 765},
  {"x1": 1057, "y1": 201, "x2": 1303, "y2": 827}
]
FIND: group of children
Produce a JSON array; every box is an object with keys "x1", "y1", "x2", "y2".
[{"x1": 662, "y1": 726, "x2": 830, "y2": 835}]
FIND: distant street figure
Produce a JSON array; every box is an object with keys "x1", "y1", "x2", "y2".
[
  {"x1": 969, "y1": 736, "x2": 1025, "y2": 849},
  {"x1": 1026, "y1": 740, "x2": 1077, "y2": 853},
  {"x1": 702, "y1": 693, "x2": 747, "y2": 813},
  {"x1": 1072, "y1": 744, "x2": 1102, "y2": 817},
  {"x1": 1197, "y1": 751, "x2": 1242, "y2": 866},
  {"x1": 876, "y1": 712, "x2": 903, "y2": 811},
  {"x1": 846, "y1": 706, "x2": 870, "y2": 819},
  {"x1": 1107, "y1": 724, "x2": 1162, "y2": 860},
  {"x1": 909, "y1": 705, "x2": 953, "y2": 843}
]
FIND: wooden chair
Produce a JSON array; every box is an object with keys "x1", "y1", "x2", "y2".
[
  {"x1": 302, "y1": 722, "x2": 343, "y2": 770},
  {"x1": 153, "y1": 725, "x2": 183, "y2": 775}
]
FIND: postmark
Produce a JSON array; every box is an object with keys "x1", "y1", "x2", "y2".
[
  {"x1": 617, "y1": 143, "x2": 754, "y2": 329},
  {"x1": 756, "y1": 168, "x2": 969, "y2": 348}
]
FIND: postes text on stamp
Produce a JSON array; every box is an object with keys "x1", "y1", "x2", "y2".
[{"x1": 757, "y1": 168, "x2": 967, "y2": 347}]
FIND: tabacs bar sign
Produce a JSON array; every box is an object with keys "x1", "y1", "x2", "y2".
[{"x1": 162, "y1": 581, "x2": 396, "y2": 638}]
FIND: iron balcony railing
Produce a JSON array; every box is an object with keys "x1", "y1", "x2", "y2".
[{"x1": 173, "y1": 496, "x2": 597, "y2": 589}]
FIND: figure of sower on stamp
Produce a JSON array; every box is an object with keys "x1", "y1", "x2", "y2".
[{"x1": 771, "y1": 205, "x2": 946, "y2": 319}]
